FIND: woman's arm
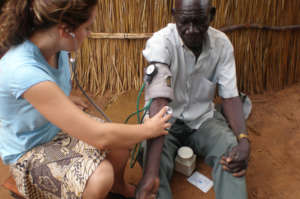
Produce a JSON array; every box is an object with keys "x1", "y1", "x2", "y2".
[
  {"x1": 23, "y1": 81, "x2": 171, "y2": 150},
  {"x1": 69, "y1": 94, "x2": 88, "y2": 111}
]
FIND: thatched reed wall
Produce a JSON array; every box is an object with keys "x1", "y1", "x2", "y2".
[{"x1": 75, "y1": 0, "x2": 300, "y2": 95}]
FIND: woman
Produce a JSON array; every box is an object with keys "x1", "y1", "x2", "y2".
[{"x1": 0, "y1": 1, "x2": 171, "y2": 199}]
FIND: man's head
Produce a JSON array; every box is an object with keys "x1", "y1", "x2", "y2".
[{"x1": 173, "y1": 0, "x2": 216, "y2": 50}]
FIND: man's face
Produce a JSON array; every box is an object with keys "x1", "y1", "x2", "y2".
[{"x1": 174, "y1": 0, "x2": 213, "y2": 49}]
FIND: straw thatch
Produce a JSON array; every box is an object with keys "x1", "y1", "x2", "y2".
[{"x1": 74, "y1": 0, "x2": 300, "y2": 95}]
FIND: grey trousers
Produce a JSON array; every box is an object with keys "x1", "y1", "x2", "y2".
[{"x1": 157, "y1": 111, "x2": 248, "y2": 199}]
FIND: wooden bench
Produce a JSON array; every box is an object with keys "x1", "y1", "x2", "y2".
[{"x1": 2, "y1": 176, "x2": 25, "y2": 199}]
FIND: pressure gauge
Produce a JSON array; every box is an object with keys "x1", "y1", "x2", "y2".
[
  {"x1": 146, "y1": 64, "x2": 157, "y2": 76},
  {"x1": 144, "y1": 64, "x2": 158, "y2": 84},
  {"x1": 166, "y1": 106, "x2": 173, "y2": 115}
]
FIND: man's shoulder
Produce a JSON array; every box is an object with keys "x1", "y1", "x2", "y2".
[
  {"x1": 143, "y1": 24, "x2": 178, "y2": 64},
  {"x1": 154, "y1": 23, "x2": 177, "y2": 34},
  {"x1": 151, "y1": 23, "x2": 178, "y2": 42},
  {"x1": 208, "y1": 27, "x2": 233, "y2": 48}
]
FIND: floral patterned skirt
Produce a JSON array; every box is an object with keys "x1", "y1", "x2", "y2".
[{"x1": 10, "y1": 132, "x2": 107, "y2": 199}]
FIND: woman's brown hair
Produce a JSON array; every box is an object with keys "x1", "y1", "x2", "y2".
[{"x1": 0, "y1": 0, "x2": 98, "y2": 56}]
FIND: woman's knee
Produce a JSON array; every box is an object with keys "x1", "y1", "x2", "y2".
[
  {"x1": 84, "y1": 160, "x2": 114, "y2": 198},
  {"x1": 93, "y1": 160, "x2": 114, "y2": 187}
]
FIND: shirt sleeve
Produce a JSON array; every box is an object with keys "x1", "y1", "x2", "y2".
[
  {"x1": 142, "y1": 32, "x2": 172, "y2": 65},
  {"x1": 216, "y1": 40, "x2": 239, "y2": 98},
  {"x1": 10, "y1": 66, "x2": 55, "y2": 99}
]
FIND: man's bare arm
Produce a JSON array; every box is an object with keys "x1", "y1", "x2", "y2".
[
  {"x1": 136, "y1": 97, "x2": 169, "y2": 199},
  {"x1": 145, "y1": 98, "x2": 169, "y2": 174},
  {"x1": 220, "y1": 96, "x2": 251, "y2": 177},
  {"x1": 222, "y1": 96, "x2": 247, "y2": 137}
]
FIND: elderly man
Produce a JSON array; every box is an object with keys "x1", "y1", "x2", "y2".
[{"x1": 135, "y1": 0, "x2": 250, "y2": 199}]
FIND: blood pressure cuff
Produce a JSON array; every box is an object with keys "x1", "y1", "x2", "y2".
[{"x1": 145, "y1": 63, "x2": 174, "y2": 101}]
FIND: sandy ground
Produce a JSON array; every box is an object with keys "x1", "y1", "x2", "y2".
[{"x1": 1, "y1": 82, "x2": 300, "y2": 199}]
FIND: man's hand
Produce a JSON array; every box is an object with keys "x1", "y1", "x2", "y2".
[
  {"x1": 136, "y1": 175, "x2": 160, "y2": 199},
  {"x1": 220, "y1": 139, "x2": 250, "y2": 177}
]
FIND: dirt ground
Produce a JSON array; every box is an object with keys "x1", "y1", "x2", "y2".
[{"x1": 1, "y1": 82, "x2": 300, "y2": 199}]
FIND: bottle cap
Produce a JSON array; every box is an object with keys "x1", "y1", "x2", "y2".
[{"x1": 177, "y1": 146, "x2": 194, "y2": 159}]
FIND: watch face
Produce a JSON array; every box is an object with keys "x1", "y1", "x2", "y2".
[{"x1": 146, "y1": 65, "x2": 156, "y2": 75}]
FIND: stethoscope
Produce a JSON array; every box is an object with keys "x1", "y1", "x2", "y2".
[
  {"x1": 70, "y1": 57, "x2": 112, "y2": 122},
  {"x1": 69, "y1": 37, "x2": 172, "y2": 167},
  {"x1": 68, "y1": 31, "x2": 112, "y2": 122}
]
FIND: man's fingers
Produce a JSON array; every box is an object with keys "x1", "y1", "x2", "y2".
[
  {"x1": 220, "y1": 155, "x2": 232, "y2": 164},
  {"x1": 228, "y1": 160, "x2": 247, "y2": 170},
  {"x1": 151, "y1": 178, "x2": 160, "y2": 195},
  {"x1": 222, "y1": 165, "x2": 230, "y2": 171},
  {"x1": 226, "y1": 157, "x2": 233, "y2": 163},
  {"x1": 227, "y1": 161, "x2": 242, "y2": 169},
  {"x1": 233, "y1": 169, "x2": 247, "y2": 177},
  {"x1": 230, "y1": 166, "x2": 244, "y2": 173},
  {"x1": 220, "y1": 156, "x2": 247, "y2": 173},
  {"x1": 223, "y1": 164, "x2": 245, "y2": 174},
  {"x1": 219, "y1": 158, "x2": 228, "y2": 166},
  {"x1": 227, "y1": 150, "x2": 238, "y2": 162}
]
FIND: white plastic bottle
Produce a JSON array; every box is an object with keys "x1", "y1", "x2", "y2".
[{"x1": 174, "y1": 146, "x2": 196, "y2": 177}]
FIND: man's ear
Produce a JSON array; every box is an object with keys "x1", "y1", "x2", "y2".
[{"x1": 210, "y1": 7, "x2": 216, "y2": 22}]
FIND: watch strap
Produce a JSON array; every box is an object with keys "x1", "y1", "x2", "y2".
[{"x1": 238, "y1": 133, "x2": 249, "y2": 141}]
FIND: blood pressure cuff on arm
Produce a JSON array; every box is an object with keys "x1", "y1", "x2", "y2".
[{"x1": 145, "y1": 63, "x2": 174, "y2": 101}]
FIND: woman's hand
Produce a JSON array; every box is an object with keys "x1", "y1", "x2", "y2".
[{"x1": 143, "y1": 106, "x2": 172, "y2": 138}]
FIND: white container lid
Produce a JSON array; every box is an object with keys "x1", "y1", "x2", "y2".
[{"x1": 177, "y1": 146, "x2": 194, "y2": 159}]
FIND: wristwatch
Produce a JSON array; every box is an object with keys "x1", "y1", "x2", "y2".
[{"x1": 238, "y1": 133, "x2": 250, "y2": 142}]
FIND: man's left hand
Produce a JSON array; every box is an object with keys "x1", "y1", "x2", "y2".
[{"x1": 220, "y1": 139, "x2": 250, "y2": 177}]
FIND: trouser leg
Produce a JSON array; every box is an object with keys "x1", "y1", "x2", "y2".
[
  {"x1": 185, "y1": 112, "x2": 248, "y2": 199},
  {"x1": 157, "y1": 134, "x2": 181, "y2": 199}
]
